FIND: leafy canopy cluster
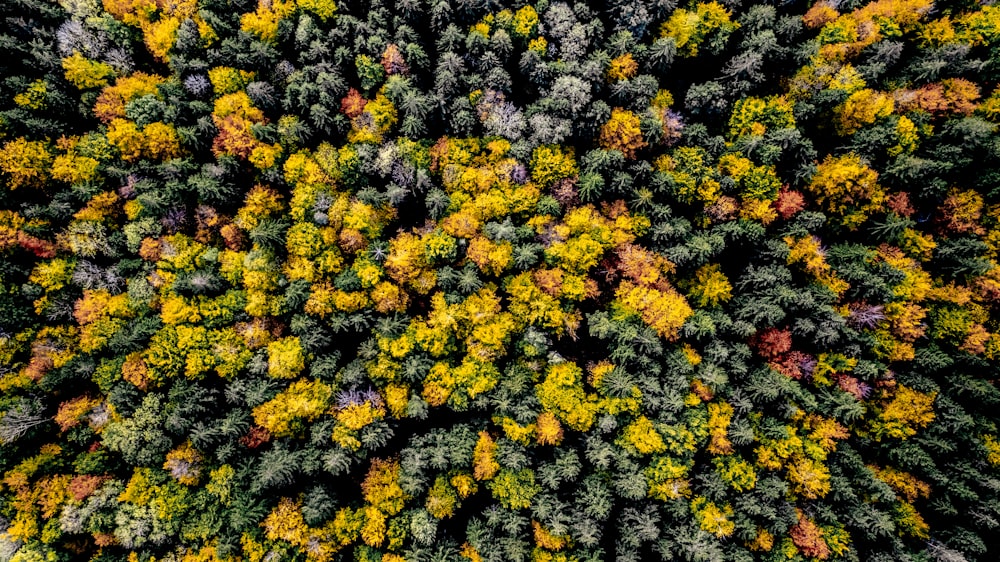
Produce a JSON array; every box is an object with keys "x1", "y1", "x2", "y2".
[{"x1": 2, "y1": 0, "x2": 1000, "y2": 561}]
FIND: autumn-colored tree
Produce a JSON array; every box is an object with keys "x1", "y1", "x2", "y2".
[
  {"x1": 836, "y1": 89, "x2": 894, "y2": 135},
  {"x1": 790, "y1": 511, "x2": 832, "y2": 559},
  {"x1": 606, "y1": 54, "x2": 638, "y2": 82},
  {"x1": 896, "y1": 78, "x2": 981, "y2": 115},
  {"x1": 661, "y1": 2, "x2": 739, "y2": 56},
  {"x1": 599, "y1": 108, "x2": 647, "y2": 159},
  {"x1": 806, "y1": 153, "x2": 886, "y2": 228},
  {"x1": 0, "y1": 138, "x2": 52, "y2": 189}
]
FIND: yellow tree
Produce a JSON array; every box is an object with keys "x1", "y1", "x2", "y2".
[{"x1": 599, "y1": 108, "x2": 647, "y2": 159}]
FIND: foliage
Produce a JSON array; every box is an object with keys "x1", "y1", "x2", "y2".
[{"x1": 2, "y1": 0, "x2": 1000, "y2": 560}]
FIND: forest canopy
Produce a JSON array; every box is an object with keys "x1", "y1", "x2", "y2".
[{"x1": 2, "y1": 0, "x2": 1000, "y2": 560}]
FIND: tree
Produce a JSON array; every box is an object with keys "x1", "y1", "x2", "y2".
[
  {"x1": 599, "y1": 108, "x2": 647, "y2": 159},
  {"x1": 0, "y1": 399, "x2": 48, "y2": 444},
  {"x1": 0, "y1": 139, "x2": 52, "y2": 190},
  {"x1": 102, "y1": 394, "x2": 172, "y2": 466},
  {"x1": 805, "y1": 153, "x2": 886, "y2": 229}
]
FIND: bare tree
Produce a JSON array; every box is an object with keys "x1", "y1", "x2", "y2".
[
  {"x1": 0, "y1": 399, "x2": 48, "y2": 444},
  {"x1": 926, "y1": 540, "x2": 969, "y2": 562}
]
